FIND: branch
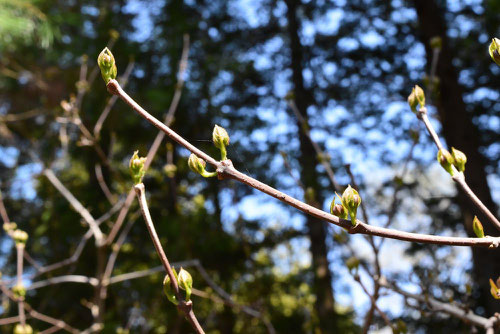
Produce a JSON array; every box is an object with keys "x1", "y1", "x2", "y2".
[
  {"x1": 106, "y1": 79, "x2": 500, "y2": 248},
  {"x1": 27, "y1": 275, "x2": 99, "y2": 290},
  {"x1": 134, "y1": 183, "x2": 205, "y2": 334}
]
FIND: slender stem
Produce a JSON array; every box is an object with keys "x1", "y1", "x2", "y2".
[
  {"x1": 111, "y1": 80, "x2": 500, "y2": 248},
  {"x1": 418, "y1": 111, "x2": 444, "y2": 151},
  {"x1": 134, "y1": 183, "x2": 205, "y2": 334},
  {"x1": 453, "y1": 175, "x2": 500, "y2": 231},
  {"x1": 16, "y1": 244, "x2": 26, "y2": 326}
]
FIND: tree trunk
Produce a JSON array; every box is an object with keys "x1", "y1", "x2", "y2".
[
  {"x1": 413, "y1": 0, "x2": 500, "y2": 315},
  {"x1": 284, "y1": 0, "x2": 338, "y2": 331}
]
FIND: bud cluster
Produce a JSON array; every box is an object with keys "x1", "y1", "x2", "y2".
[
  {"x1": 129, "y1": 151, "x2": 147, "y2": 185},
  {"x1": 437, "y1": 147, "x2": 467, "y2": 176},
  {"x1": 330, "y1": 185, "x2": 361, "y2": 226},
  {"x1": 163, "y1": 267, "x2": 193, "y2": 305}
]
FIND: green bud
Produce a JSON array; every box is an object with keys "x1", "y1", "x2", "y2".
[
  {"x1": 429, "y1": 36, "x2": 442, "y2": 50},
  {"x1": 472, "y1": 216, "x2": 484, "y2": 238},
  {"x1": 188, "y1": 154, "x2": 217, "y2": 178},
  {"x1": 345, "y1": 256, "x2": 360, "y2": 272},
  {"x1": 330, "y1": 195, "x2": 347, "y2": 219},
  {"x1": 304, "y1": 187, "x2": 316, "y2": 204},
  {"x1": 451, "y1": 147, "x2": 467, "y2": 172},
  {"x1": 408, "y1": 89, "x2": 418, "y2": 113},
  {"x1": 12, "y1": 284, "x2": 26, "y2": 299},
  {"x1": 13, "y1": 324, "x2": 33, "y2": 334},
  {"x1": 163, "y1": 273, "x2": 179, "y2": 305},
  {"x1": 163, "y1": 164, "x2": 177, "y2": 177},
  {"x1": 489, "y1": 38, "x2": 500, "y2": 66},
  {"x1": 341, "y1": 185, "x2": 361, "y2": 226},
  {"x1": 177, "y1": 267, "x2": 193, "y2": 301},
  {"x1": 129, "y1": 151, "x2": 147, "y2": 185},
  {"x1": 490, "y1": 278, "x2": 500, "y2": 300},
  {"x1": 212, "y1": 124, "x2": 230, "y2": 160},
  {"x1": 437, "y1": 149, "x2": 454, "y2": 176},
  {"x1": 11, "y1": 229, "x2": 28, "y2": 246},
  {"x1": 97, "y1": 47, "x2": 117, "y2": 84},
  {"x1": 413, "y1": 85, "x2": 425, "y2": 108},
  {"x1": 3, "y1": 222, "x2": 17, "y2": 233}
]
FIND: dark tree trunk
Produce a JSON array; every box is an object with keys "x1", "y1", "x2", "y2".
[
  {"x1": 413, "y1": 0, "x2": 500, "y2": 315},
  {"x1": 284, "y1": 0, "x2": 338, "y2": 331}
]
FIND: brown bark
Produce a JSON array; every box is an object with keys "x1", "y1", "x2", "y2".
[
  {"x1": 284, "y1": 0, "x2": 338, "y2": 331},
  {"x1": 413, "y1": 0, "x2": 500, "y2": 314}
]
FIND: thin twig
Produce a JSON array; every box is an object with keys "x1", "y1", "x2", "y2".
[
  {"x1": 134, "y1": 183, "x2": 205, "y2": 334},
  {"x1": 43, "y1": 168, "x2": 104, "y2": 246}
]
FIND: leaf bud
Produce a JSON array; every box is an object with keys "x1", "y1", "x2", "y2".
[
  {"x1": 429, "y1": 36, "x2": 442, "y2": 50},
  {"x1": 129, "y1": 151, "x2": 147, "y2": 185},
  {"x1": 413, "y1": 85, "x2": 425, "y2": 108},
  {"x1": 163, "y1": 164, "x2": 177, "y2": 178},
  {"x1": 188, "y1": 154, "x2": 216, "y2": 178},
  {"x1": 177, "y1": 267, "x2": 193, "y2": 301},
  {"x1": 11, "y1": 229, "x2": 28, "y2": 246},
  {"x1": 212, "y1": 124, "x2": 230, "y2": 160},
  {"x1": 12, "y1": 284, "x2": 26, "y2": 299},
  {"x1": 472, "y1": 216, "x2": 484, "y2": 238},
  {"x1": 489, "y1": 278, "x2": 500, "y2": 300},
  {"x1": 14, "y1": 324, "x2": 33, "y2": 334},
  {"x1": 341, "y1": 185, "x2": 361, "y2": 226},
  {"x1": 3, "y1": 222, "x2": 17, "y2": 233},
  {"x1": 345, "y1": 256, "x2": 360, "y2": 272},
  {"x1": 407, "y1": 89, "x2": 418, "y2": 113},
  {"x1": 451, "y1": 147, "x2": 467, "y2": 173},
  {"x1": 330, "y1": 196, "x2": 347, "y2": 219},
  {"x1": 489, "y1": 38, "x2": 500, "y2": 66},
  {"x1": 437, "y1": 149, "x2": 454, "y2": 176},
  {"x1": 97, "y1": 47, "x2": 117, "y2": 84},
  {"x1": 163, "y1": 273, "x2": 179, "y2": 305}
]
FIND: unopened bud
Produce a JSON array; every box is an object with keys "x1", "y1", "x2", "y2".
[
  {"x1": 430, "y1": 36, "x2": 442, "y2": 50},
  {"x1": 345, "y1": 256, "x2": 360, "y2": 272},
  {"x1": 188, "y1": 154, "x2": 216, "y2": 178},
  {"x1": 408, "y1": 89, "x2": 418, "y2": 113},
  {"x1": 490, "y1": 278, "x2": 500, "y2": 300},
  {"x1": 437, "y1": 149, "x2": 454, "y2": 176},
  {"x1": 177, "y1": 267, "x2": 193, "y2": 301},
  {"x1": 213, "y1": 124, "x2": 230, "y2": 160},
  {"x1": 14, "y1": 324, "x2": 33, "y2": 334},
  {"x1": 97, "y1": 47, "x2": 117, "y2": 84},
  {"x1": 163, "y1": 272, "x2": 179, "y2": 305},
  {"x1": 341, "y1": 185, "x2": 361, "y2": 226},
  {"x1": 451, "y1": 147, "x2": 467, "y2": 172},
  {"x1": 163, "y1": 164, "x2": 177, "y2": 177},
  {"x1": 413, "y1": 85, "x2": 425, "y2": 108},
  {"x1": 472, "y1": 216, "x2": 484, "y2": 238},
  {"x1": 489, "y1": 38, "x2": 500, "y2": 66},
  {"x1": 3, "y1": 222, "x2": 17, "y2": 233},
  {"x1": 12, "y1": 284, "x2": 26, "y2": 299},
  {"x1": 129, "y1": 151, "x2": 147, "y2": 185},
  {"x1": 11, "y1": 229, "x2": 28, "y2": 246},
  {"x1": 330, "y1": 196, "x2": 347, "y2": 219}
]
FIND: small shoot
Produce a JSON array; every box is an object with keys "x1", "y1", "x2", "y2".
[
  {"x1": 97, "y1": 47, "x2": 117, "y2": 84},
  {"x1": 129, "y1": 151, "x2": 147, "y2": 185}
]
